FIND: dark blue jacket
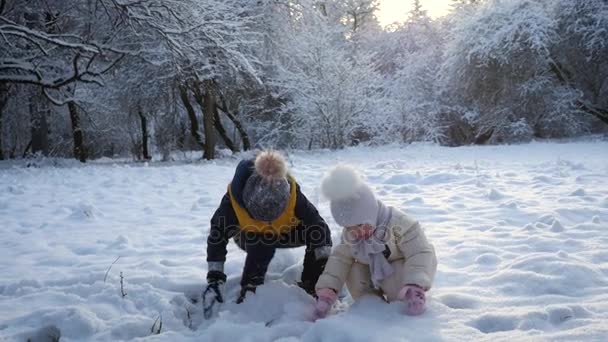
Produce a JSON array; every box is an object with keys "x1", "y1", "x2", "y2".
[{"x1": 206, "y1": 159, "x2": 331, "y2": 262}]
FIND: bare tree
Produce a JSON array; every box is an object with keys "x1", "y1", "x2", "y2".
[
  {"x1": 0, "y1": 82, "x2": 9, "y2": 160},
  {"x1": 137, "y1": 108, "x2": 151, "y2": 160},
  {"x1": 0, "y1": 0, "x2": 192, "y2": 160}
]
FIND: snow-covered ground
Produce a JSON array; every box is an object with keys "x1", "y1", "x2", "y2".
[{"x1": 1, "y1": 141, "x2": 607, "y2": 341}]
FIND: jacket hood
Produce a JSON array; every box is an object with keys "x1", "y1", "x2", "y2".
[{"x1": 230, "y1": 159, "x2": 255, "y2": 210}]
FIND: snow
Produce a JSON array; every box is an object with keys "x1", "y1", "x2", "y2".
[{"x1": 1, "y1": 141, "x2": 608, "y2": 341}]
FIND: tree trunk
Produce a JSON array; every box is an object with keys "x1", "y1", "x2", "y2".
[
  {"x1": 213, "y1": 105, "x2": 238, "y2": 153},
  {"x1": 67, "y1": 101, "x2": 87, "y2": 162},
  {"x1": 0, "y1": 83, "x2": 8, "y2": 160},
  {"x1": 22, "y1": 139, "x2": 32, "y2": 158},
  {"x1": 216, "y1": 89, "x2": 251, "y2": 150},
  {"x1": 202, "y1": 82, "x2": 216, "y2": 160},
  {"x1": 474, "y1": 128, "x2": 494, "y2": 145},
  {"x1": 0, "y1": 107, "x2": 3, "y2": 160},
  {"x1": 138, "y1": 109, "x2": 151, "y2": 160},
  {"x1": 178, "y1": 85, "x2": 205, "y2": 148},
  {"x1": 578, "y1": 101, "x2": 608, "y2": 126},
  {"x1": 192, "y1": 81, "x2": 216, "y2": 160},
  {"x1": 549, "y1": 59, "x2": 608, "y2": 125},
  {"x1": 30, "y1": 90, "x2": 50, "y2": 156}
]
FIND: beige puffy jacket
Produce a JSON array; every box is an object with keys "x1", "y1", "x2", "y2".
[{"x1": 316, "y1": 209, "x2": 437, "y2": 301}]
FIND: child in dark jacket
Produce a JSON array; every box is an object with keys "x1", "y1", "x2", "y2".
[{"x1": 203, "y1": 151, "x2": 332, "y2": 306}]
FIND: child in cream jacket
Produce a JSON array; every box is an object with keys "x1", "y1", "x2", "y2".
[{"x1": 314, "y1": 165, "x2": 437, "y2": 318}]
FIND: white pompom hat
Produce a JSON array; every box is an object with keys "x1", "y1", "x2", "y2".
[{"x1": 321, "y1": 165, "x2": 378, "y2": 227}]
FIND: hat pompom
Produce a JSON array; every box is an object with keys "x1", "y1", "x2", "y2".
[
  {"x1": 321, "y1": 165, "x2": 362, "y2": 201},
  {"x1": 254, "y1": 150, "x2": 288, "y2": 181}
]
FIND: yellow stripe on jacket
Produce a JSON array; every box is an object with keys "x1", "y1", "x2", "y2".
[{"x1": 228, "y1": 176, "x2": 301, "y2": 235}]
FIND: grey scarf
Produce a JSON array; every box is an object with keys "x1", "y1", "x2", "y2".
[{"x1": 351, "y1": 200, "x2": 394, "y2": 288}]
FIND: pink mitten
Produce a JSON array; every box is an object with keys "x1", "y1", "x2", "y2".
[
  {"x1": 398, "y1": 285, "x2": 426, "y2": 316},
  {"x1": 314, "y1": 288, "x2": 338, "y2": 320}
]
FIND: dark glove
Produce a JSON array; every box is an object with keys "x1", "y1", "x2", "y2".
[
  {"x1": 236, "y1": 283, "x2": 257, "y2": 304},
  {"x1": 300, "y1": 249, "x2": 328, "y2": 296},
  {"x1": 202, "y1": 271, "x2": 226, "y2": 318},
  {"x1": 204, "y1": 271, "x2": 226, "y2": 301}
]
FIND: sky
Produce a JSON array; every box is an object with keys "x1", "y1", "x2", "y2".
[{"x1": 376, "y1": 0, "x2": 453, "y2": 26}]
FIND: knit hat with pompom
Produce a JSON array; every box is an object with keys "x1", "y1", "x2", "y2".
[
  {"x1": 242, "y1": 150, "x2": 290, "y2": 222},
  {"x1": 321, "y1": 165, "x2": 378, "y2": 227}
]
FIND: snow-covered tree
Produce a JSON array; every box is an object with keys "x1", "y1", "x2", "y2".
[
  {"x1": 550, "y1": 0, "x2": 608, "y2": 129},
  {"x1": 264, "y1": 0, "x2": 388, "y2": 149},
  {"x1": 439, "y1": 0, "x2": 607, "y2": 144},
  {"x1": 376, "y1": 1, "x2": 445, "y2": 143},
  {"x1": 0, "y1": 0, "x2": 190, "y2": 159},
  {"x1": 1, "y1": 0, "x2": 606, "y2": 160}
]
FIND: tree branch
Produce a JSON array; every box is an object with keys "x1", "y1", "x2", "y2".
[
  {"x1": 0, "y1": 51, "x2": 124, "y2": 89},
  {"x1": 548, "y1": 58, "x2": 608, "y2": 125},
  {"x1": 42, "y1": 88, "x2": 74, "y2": 106},
  {"x1": 0, "y1": 22, "x2": 100, "y2": 53},
  {"x1": 215, "y1": 84, "x2": 251, "y2": 150}
]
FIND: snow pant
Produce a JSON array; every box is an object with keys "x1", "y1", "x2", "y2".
[
  {"x1": 346, "y1": 259, "x2": 425, "y2": 302},
  {"x1": 233, "y1": 224, "x2": 331, "y2": 289}
]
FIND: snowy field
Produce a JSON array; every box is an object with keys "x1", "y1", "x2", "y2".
[{"x1": 1, "y1": 141, "x2": 608, "y2": 342}]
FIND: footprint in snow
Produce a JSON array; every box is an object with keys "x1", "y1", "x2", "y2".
[
  {"x1": 469, "y1": 314, "x2": 518, "y2": 334},
  {"x1": 437, "y1": 293, "x2": 479, "y2": 310},
  {"x1": 550, "y1": 220, "x2": 565, "y2": 232},
  {"x1": 475, "y1": 253, "x2": 501, "y2": 266},
  {"x1": 487, "y1": 189, "x2": 505, "y2": 200},
  {"x1": 569, "y1": 188, "x2": 587, "y2": 197}
]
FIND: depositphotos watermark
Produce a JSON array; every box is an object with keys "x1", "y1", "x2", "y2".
[{"x1": 206, "y1": 216, "x2": 388, "y2": 247}]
